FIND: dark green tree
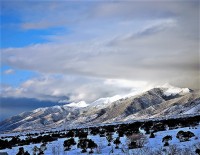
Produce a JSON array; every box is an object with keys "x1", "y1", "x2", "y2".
[
  {"x1": 77, "y1": 139, "x2": 88, "y2": 153},
  {"x1": 149, "y1": 132, "x2": 155, "y2": 138},
  {"x1": 106, "y1": 133, "x2": 113, "y2": 146},
  {"x1": 113, "y1": 137, "x2": 121, "y2": 149},
  {"x1": 87, "y1": 139, "x2": 97, "y2": 154},
  {"x1": 63, "y1": 138, "x2": 76, "y2": 151},
  {"x1": 66, "y1": 130, "x2": 74, "y2": 138},
  {"x1": 16, "y1": 147, "x2": 24, "y2": 155}
]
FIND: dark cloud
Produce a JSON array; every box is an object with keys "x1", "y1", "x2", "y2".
[{"x1": 0, "y1": 97, "x2": 60, "y2": 121}]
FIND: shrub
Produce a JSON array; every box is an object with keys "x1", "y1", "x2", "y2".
[
  {"x1": 63, "y1": 138, "x2": 76, "y2": 151},
  {"x1": 90, "y1": 127, "x2": 100, "y2": 135},
  {"x1": 77, "y1": 138, "x2": 97, "y2": 153},
  {"x1": 77, "y1": 131, "x2": 88, "y2": 139},
  {"x1": 106, "y1": 133, "x2": 113, "y2": 146},
  {"x1": 16, "y1": 147, "x2": 24, "y2": 155},
  {"x1": 0, "y1": 139, "x2": 12, "y2": 149},
  {"x1": 162, "y1": 135, "x2": 172, "y2": 143},
  {"x1": 195, "y1": 143, "x2": 200, "y2": 155},
  {"x1": 164, "y1": 141, "x2": 169, "y2": 146},
  {"x1": 127, "y1": 134, "x2": 147, "y2": 149},
  {"x1": 10, "y1": 136, "x2": 21, "y2": 146},
  {"x1": 24, "y1": 151, "x2": 30, "y2": 155},
  {"x1": 87, "y1": 139, "x2": 97, "y2": 154},
  {"x1": 149, "y1": 132, "x2": 155, "y2": 138},
  {"x1": 176, "y1": 131, "x2": 195, "y2": 142},
  {"x1": 42, "y1": 135, "x2": 55, "y2": 143},
  {"x1": 117, "y1": 130, "x2": 124, "y2": 137},
  {"x1": 113, "y1": 137, "x2": 121, "y2": 149},
  {"x1": 196, "y1": 149, "x2": 200, "y2": 155},
  {"x1": 66, "y1": 130, "x2": 74, "y2": 138},
  {"x1": 77, "y1": 139, "x2": 88, "y2": 153}
]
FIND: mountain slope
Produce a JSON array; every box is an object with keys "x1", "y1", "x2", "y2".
[
  {"x1": 0, "y1": 86, "x2": 199, "y2": 133},
  {"x1": 0, "y1": 106, "x2": 80, "y2": 132},
  {"x1": 123, "y1": 90, "x2": 200, "y2": 121}
]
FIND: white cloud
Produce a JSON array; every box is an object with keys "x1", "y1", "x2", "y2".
[
  {"x1": 3, "y1": 69, "x2": 15, "y2": 74},
  {"x1": 2, "y1": 18, "x2": 198, "y2": 88},
  {"x1": 1, "y1": 74, "x2": 151, "y2": 103},
  {"x1": 1, "y1": 0, "x2": 199, "y2": 103},
  {"x1": 104, "y1": 79, "x2": 148, "y2": 89}
]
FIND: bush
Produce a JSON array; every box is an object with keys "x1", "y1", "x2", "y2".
[
  {"x1": 149, "y1": 132, "x2": 155, "y2": 138},
  {"x1": 76, "y1": 130, "x2": 88, "y2": 139},
  {"x1": 127, "y1": 134, "x2": 147, "y2": 149},
  {"x1": 162, "y1": 135, "x2": 172, "y2": 143},
  {"x1": 128, "y1": 141, "x2": 137, "y2": 149},
  {"x1": 152, "y1": 122, "x2": 166, "y2": 132},
  {"x1": 90, "y1": 127, "x2": 100, "y2": 135},
  {"x1": 0, "y1": 139, "x2": 12, "y2": 149},
  {"x1": 10, "y1": 136, "x2": 21, "y2": 146},
  {"x1": 196, "y1": 149, "x2": 200, "y2": 155},
  {"x1": 87, "y1": 139, "x2": 97, "y2": 154},
  {"x1": 176, "y1": 131, "x2": 195, "y2": 142},
  {"x1": 164, "y1": 141, "x2": 169, "y2": 146},
  {"x1": 66, "y1": 130, "x2": 74, "y2": 138},
  {"x1": 114, "y1": 137, "x2": 121, "y2": 149},
  {"x1": 63, "y1": 138, "x2": 76, "y2": 151},
  {"x1": 77, "y1": 139, "x2": 88, "y2": 153},
  {"x1": 42, "y1": 135, "x2": 55, "y2": 143},
  {"x1": 16, "y1": 147, "x2": 24, "y2": 155},
  {"x1": 106, "y1": 133, "x2": 113, "y2": 146}
]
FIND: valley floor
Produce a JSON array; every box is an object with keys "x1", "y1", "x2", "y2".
[{"x1": 1, "y1": 125, "x2": 200, "y2": 155}]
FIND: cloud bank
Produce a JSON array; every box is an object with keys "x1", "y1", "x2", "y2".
[{"x1": 1, "y1": 0, "x2": 199, "y2": 106}]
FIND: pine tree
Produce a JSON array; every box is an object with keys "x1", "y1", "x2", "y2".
[
  {"x1": 113, "y1": 137, "x2": 121, "y2": 149},
  {"x1": 106, "y1": 133, "x2": 113, "y2": 146},
  {"x1": 88, "y1": 139, "x2": 97, "y2": 154}
]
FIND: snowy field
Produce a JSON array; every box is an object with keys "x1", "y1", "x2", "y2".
[{"x1": 0, "y1": 125, "x2": 200, "y2": 155}]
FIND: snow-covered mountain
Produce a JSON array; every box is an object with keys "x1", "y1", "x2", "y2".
[
  {"x1": 65, "y1": 101, "x2": 89, "y2": 108},
  {"x1": 157, "y1": 83, "x2": 190, "y2": 96},
  {"x1": 0, "y1": 85, "x2": 199, "y2": 133}
]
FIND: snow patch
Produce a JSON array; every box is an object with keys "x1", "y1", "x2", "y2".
[
  {"x1": 158, "y1": 83, "x2": 190, "y2": 96},
  {"x1": 65, "y1": 101, "x2": 89, "y2": 108}
]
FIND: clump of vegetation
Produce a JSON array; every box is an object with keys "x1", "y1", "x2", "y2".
[
  {"x1": 106, "y1": 133, "x2": 113, "y2": 146},
  {"x1": 176, "y1": 131, "x2": 195, "y2": 142},
  {"x1": 65, "y1": 130, "x2": 74, "y2": 138},
  {"x1": 0, "y1": 115, "x2": 200, "y2": 155},
  {"x1": 162, "y1": 135, "x2": 172, "y2": 146},
  {"x1": 0, "y1": 139, "x2": 12, "y2": 149},
  {"x1": 63, "y1": 138, "x2": 76, "y2": 151},
  {"x1": 77, "y1": 138, "x2": 97, "y2": 153},
  {"x1": 127, "y1": 134, "x2": 147, "y2": 149},
  {"x1": 88, "y1": 139, "x2": 98, "y2": 154},
  {"x1": 114, "y1": 137, "x2": 121, "y2": 149},
  {"x1": 149, "y1": 132, "x2": 155, "y2": 138}
]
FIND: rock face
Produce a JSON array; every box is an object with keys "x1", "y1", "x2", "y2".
[{"x1": 0, "y1": 86, "x2": 199, "y2": 133}]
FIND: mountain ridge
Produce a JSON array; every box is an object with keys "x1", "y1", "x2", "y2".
[{"x1": 0, "y1": 85, "x2": 199, "y2": 133}]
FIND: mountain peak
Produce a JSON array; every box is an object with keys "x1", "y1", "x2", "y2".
[
  {"x1": 65, "y1": 101, "x2": 89, "y2": 108},
  {"x1": 154, "y1": 83, "x2": 190, "y2": 96}
]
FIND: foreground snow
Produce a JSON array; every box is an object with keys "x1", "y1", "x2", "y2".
[{"x1": 1, "y1": 125, "x2": 200, "y2": 155}]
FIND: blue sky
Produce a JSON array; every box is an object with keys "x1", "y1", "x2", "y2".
[
  {"x1": 1, "y1": 10, "x2": 70, "y2": 48},
  {"x1": 1, "y1": 25, "x2": 66, "y2": 48},
  {"x1": 1, "y1": 65, "x2": 37, "y2": 87},
  {"x1": 0, "y1": 0, "x2": 199, "y2": 120}
]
